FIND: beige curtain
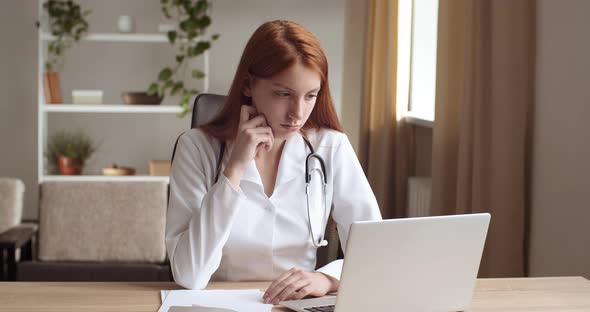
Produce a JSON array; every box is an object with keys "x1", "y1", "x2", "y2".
[
  {"x1": 361, "y1": 0, "x2": 413, "y2": 219},
  {"x1": 431, "y1": 0, "x2": 535, "y2": 277}
]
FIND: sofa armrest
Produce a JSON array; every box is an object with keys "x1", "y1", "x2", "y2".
[
  {"x1": 0, "y1": 224, "x2": 37, "y2": 249},
  {"x1": 0, "y1": 224, "x2": 38, "y2": 281}
]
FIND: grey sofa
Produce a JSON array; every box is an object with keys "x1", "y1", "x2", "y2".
[{"x1": 16, "y1": 181, "x2": 171, "y2": 281}]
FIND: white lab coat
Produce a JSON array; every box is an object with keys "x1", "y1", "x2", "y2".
[{"x1": 165, "y1": 127, "x2": 381, "y2": 289}]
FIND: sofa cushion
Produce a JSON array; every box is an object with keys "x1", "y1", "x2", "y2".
[{"x1": 38, "y1": 181, "x2": 167, "y2": 263}]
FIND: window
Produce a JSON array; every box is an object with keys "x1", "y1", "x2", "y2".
[{"x1": 396, "y1": 0, "x2": 439, "y2": 126}]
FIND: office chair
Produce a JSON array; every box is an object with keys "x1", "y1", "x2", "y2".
[{"x1": 169, "y1": 93, "x2": 342, "y2": 269}]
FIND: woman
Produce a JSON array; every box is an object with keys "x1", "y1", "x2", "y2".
[{"x1": 166, "y1": 20, "x2": 381, "y2": 304}]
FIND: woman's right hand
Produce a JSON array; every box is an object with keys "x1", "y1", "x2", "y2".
[{"x1": 223, "y1": 105, "x2": 274, "y2": 190}]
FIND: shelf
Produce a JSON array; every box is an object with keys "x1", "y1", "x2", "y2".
[
  {"x1": 41, "y1": 32, "x2": 169, "y2": 43},
  {"x1": 43, "y1": 104, "x2": 183, "y2": 113},
  {"x1": 42, "y1": 175, "x2": 169, "y2": 183}
]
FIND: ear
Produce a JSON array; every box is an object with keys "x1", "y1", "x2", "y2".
[{"x1": 241, "y1": 75, "x2": 253, "y2": 97}]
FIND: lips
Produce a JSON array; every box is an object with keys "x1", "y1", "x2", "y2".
[{"x1": 281, "y1": 124, "x2": 300, "y2": 131}]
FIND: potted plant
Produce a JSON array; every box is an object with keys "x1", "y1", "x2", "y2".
[
  {"x1": 37, "y1": 0, "x2": 91, "y2": 104},
  {"x1": 45, "y1": 130, "x2": 96, "y2": 175},
  {"x1": 147, "y1": 0, "x2": 219, "y2": 117}
]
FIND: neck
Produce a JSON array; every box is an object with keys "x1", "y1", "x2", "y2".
[{"x1": 256, "y1": 137, "x2": 286, "y2": 160}]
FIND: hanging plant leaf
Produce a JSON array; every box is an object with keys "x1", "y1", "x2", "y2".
[
  {"x1": 147, "y1": 82, "x2": 159, "y2": 96},
  {"x1": 162, "y1": 6, "x2": 171, "y2": 19},
  {"x1": 167, "y1": 31, "x2": 177, "y2": 44},
  {"x1": 192, "y1": 69, "x2": 205, "y2": 79},
  {"x1": 39, "y1": 0, "x2": 91, "y2": 73},
  {"x1": 198, "y1": 16, "x2": 211, "y2": 28},
  {"x1": 148, "y1": 0, "x2": 219, "y2": 118},
  {"x1": 170, "y1": 81, "x2": 184, "y2": 95},
  {"x1": 196, "y1": 0, "x2": 208, "y2": 13},
  {"x1": 158, "y1": 67, "x2": 173, "y2": 81},
  {"x1": 196, "y1": 40, "x2": 210, "y2": 51}
]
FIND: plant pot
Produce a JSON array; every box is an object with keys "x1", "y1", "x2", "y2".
[
  {"x1": 57, "y1": 155, "x2": 82, "y2": 175},
  {"x1": 43, "y1": 72, "x2": 63, "y2": 104},
  {"x1": 121, "y1": 92, "x2": 163, "y2": 105}
]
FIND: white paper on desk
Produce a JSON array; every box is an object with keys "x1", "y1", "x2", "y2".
[
  {"x1": 158, "y1": 289, "x2": 272, "y2": 312},
  {"x1": 161, "y1": 290, "x2": 171, "y2": 303}
]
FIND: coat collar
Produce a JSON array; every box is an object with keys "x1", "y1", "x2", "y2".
[{"x1": 236, "y1": 132, "x2": 308, "y2": 187}]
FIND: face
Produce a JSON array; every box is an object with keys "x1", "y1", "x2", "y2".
[{"x1": 243, "y1": 61, "x2": 322, "y2": 140}]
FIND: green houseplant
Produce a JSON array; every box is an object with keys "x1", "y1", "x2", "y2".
[
  {"x1": 147, "y1": 0, "x2": 220, "y2": 117},
  {"x1": 45, "y1": 130, "x2": 96, "y2": 175},
  {"x1": 37, "y1": 0, "x2": 91, "y2": 103}
]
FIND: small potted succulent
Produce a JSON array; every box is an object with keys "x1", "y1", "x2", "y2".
[
  {"x1": 45, "y1": 130, "x2": 96, "y2": 175},
  {"x1": 37, "y1": 0, "x2": 91, "y2": 104}
]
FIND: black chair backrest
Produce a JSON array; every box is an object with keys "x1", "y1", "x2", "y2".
[
  {"x1": 168, "y1": 93, "x2": 226, "y2": 202},
  {"x1": 190, "y1": 93, "x2": 227, "y2": 128},
  {"x1": 170, "y1": 93, "x2": 226, "y2": 166}
]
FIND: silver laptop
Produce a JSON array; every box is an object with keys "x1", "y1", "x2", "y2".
[{"x1": 280, "y1": 213, "x2": 491, "y2": 312}]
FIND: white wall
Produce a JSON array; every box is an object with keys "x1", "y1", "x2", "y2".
[
  {"x1": 0, "y1": 0, "x2": 39, "y2": 221},
  {"x1": 0, "y1": 0, "x2": 366, "y2": 219},
  {"x1": 529, "y1": 0, "x2": 590, "y2": 278}
]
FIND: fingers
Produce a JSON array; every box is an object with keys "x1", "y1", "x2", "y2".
[
  {"x1": 241, "y1": 126, "x2": 273, "y2": 153},
  {"x1": 274, "y1": 279, "x2": 310, "y2": 303},
  {"x1": 238, "y1": 105, "x2": 273, "y2": 151},
  {"x1": 292, "y1": 285, "x2": 313, "y2": 300},
  {"x1": 244, "y1": 127, "x2": 273, "y2": 144},
  {"x1": 241, "y1": 115, "x2": 268, "y2": 130},
  {"x1": 239, "y1": 105, "x2": 270, "y2": 130},
  {"x1": 255, "y1": 133, "x2": 273, "y2": 151},
  {"x1": 264, "y1": 268, "x2": 296, "y2": 302},
  {"x1": 239, "y1": 105, "x2": 257, "y2": 124},
  {"x1": 264, "y1": 268, "x2": 304, "y2": 304}
]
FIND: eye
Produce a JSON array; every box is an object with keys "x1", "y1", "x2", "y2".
[
  {"x1": 307, "y1": 94, "x2": 318, "y2": 100},
  {"x1": 274, "y1": 91, "x2": 290, "y2": 97}
]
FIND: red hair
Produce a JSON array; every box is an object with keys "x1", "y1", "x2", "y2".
[{"x1": 200, "y1": 20, "x2": 343, "y2": 141}]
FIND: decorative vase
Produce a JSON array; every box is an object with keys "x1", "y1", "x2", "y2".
[
  {"x1": 57, "y1": 155, "x2": 82, "y2": 175},
  {"x1": 117, "y1": 15, "x2": 134, "y2": 33},
  {"x1": 43, "y1": 72, "x2": 63, "y2": 104}
]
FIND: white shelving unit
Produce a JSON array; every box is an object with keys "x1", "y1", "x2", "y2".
[
  {"x1": 41, "y1": 32, "x2": 169, "y2": 43},
  {"x1": 42, "y1": 104, "x2": 183, "y2": 114},
  {"x1": 37, "y1": 3, "x2": 208, "y2": 184},
  {"x1": 43, "y1": 175, "x2": 170, "y2": 182}
]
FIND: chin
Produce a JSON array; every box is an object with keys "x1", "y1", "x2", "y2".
[
  {"x1": 271, "y1": 125, "x2": 294, "y2": 140},
  {"x1": 273, "y1": 131, "x2": 296, "y2": 141}
]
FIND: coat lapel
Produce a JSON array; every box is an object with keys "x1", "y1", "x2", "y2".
[{"x1": 275, "y1": 132, "x2": 307, "y2": 187}]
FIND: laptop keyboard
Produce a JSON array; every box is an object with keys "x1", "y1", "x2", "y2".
[{"x1": 304, "y1": 305, "x2": 335, "y2": 312}]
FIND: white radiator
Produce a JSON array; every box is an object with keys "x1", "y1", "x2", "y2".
[{"x1": 407, "y1": 177, "x2": 432, "y2": 217}]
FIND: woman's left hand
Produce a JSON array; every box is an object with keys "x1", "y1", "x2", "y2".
[{"x1": 263, "y1": 268, "x2": 339, "y2": 304}]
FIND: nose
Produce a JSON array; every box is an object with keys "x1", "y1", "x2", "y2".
[{"x1": 288, "y1": 96, "x2": 306, "y2": 120}]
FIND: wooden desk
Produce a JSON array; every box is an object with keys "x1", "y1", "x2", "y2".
[{"x1": 1, "y1": 277, "x2": 589, "y2": 311}]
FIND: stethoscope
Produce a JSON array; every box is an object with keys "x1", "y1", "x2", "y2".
[
  {"x1": 214, "y1": 135, "x2": 330, "y2": 249},
  {"x1": 302, "y1": 136, "x2": 330, "y2": 248}
]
